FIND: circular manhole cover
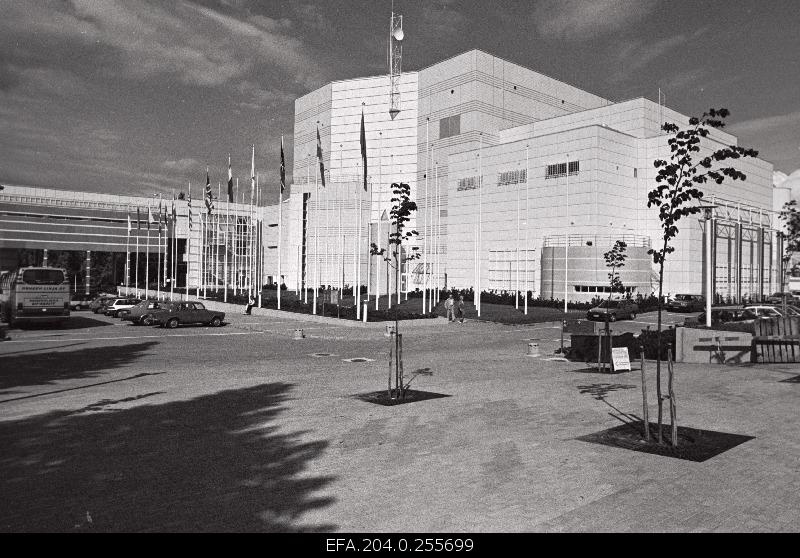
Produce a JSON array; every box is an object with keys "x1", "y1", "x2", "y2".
[
  {"x1": 310, "y1": 353, "x2": 334, "y2": 357},
  {"x1": 343, "y1": 357, "x2": 374, "y2": 363}
]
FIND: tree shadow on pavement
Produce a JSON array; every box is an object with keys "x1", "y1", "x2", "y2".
[
  {"x1": 577, "y1": 383, "x2": 640, "y2": 428},
  {"x1": 0, "y1": 342, "x2": 158, "y2": 395},
  {"x1": 0, "y1": 382, "x2": 336, "y2": 532}
]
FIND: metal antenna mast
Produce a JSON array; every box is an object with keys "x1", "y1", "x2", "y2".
[{"x1": 389, "y1": 4, "x2": 403, "y2": 120}]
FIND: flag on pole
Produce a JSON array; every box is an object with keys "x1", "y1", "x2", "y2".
[
  {"x1": 250, "y1": 144, "x2": 255, "y2": 204},
  {"x1": 360, "y1": 107, "x2": 368, "y2": 191},
  {"x1": 172, "y1": 194, "x2": 177, "y2": 221},
  {"x1": 127, "y1": 214, "x2": 132, "y2": 233},
  {"x1": 187, "y1": 182, "x2": 193, "y2": 231},
  {"x1": 158, "y1": 199, "x2": 163, "y2": 232},
  {"x1": 137, "y1": 207, "x2": 141, "y2": 229},
  {"x1": 205, "y1": 167, "x2": 214, "y2": 214},
  {"x1": 280, "y1": 137, "x2": 286, "y2": 193},
  {"x1": 147, "y1": 206, "x2": 154, "y2": 230},
  {"x1": 227, "y1": 154, "x2": 234, "y2": 203},
  {"x1": 316, "y1": 126, "x2": 326, "y2": 187}
]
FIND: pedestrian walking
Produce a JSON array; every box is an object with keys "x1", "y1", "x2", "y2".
[
  {"x1": 444, "y1": 294, "x2": 455, "y2": 322},
  {"x1": 244, "y1": 294, "x2": 255, "y2": 315},
  {"x1": 456, "y1": 295, "x2": 465, "y2": 324}
]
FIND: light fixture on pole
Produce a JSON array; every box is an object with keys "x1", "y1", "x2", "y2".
[{"x1": 697, "y1": 204, "x2": 718, "y2": 328}]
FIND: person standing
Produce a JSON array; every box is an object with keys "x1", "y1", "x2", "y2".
[
  {"x1": 456, "y1": 295, "x2": 465, "y2": 324},
  {"x1": 444, "y1": 294, "x2": 455, "y2": 322}
]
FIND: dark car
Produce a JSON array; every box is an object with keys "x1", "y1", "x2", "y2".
[
  {"x1": 697, "y1": 307, "x2": 757, "y2": 325},
  {"x1": 764, "y1": 292, "x2": 798, "y2": 305},
  {"x1": 90, "y1": 295, "x2": 117, "y2": 314},
  {"x1": 153, "y1": 301, "x2": 225, "y2": 328},
  {"x1": 586, "y1": 299, "x2": 639, "y2": 321},
  {"x1": 69, "y1": 295, "x2": 93, "y2": 311},
  {"x1": 123, "y1": 300, "x2": 168, "y2": 325},
  {"x1": 666, "y1": 294, "x2": 705, "y2": 312}
]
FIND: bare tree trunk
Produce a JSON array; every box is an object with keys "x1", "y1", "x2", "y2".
[
  {"x1": 398, "y1": 333, "x2": 405, "y2": 398},
  {"x1": 656, "y1": 255, "x2": 665, "y2": 444},
  {"x1": 640, "y1": 345, "x2": 650, "y2": 441},
  {"x1": 668, "y1": 346, "x2": 678, "y2": 447}
]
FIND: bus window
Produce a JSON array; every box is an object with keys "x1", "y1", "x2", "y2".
[{"x1": 21, "y1": 269, "x2": 66, "y2": 285}]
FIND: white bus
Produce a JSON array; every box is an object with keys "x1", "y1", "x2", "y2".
[{"x1": 0, "y1": 266, "x2": 71, "y2": 326}]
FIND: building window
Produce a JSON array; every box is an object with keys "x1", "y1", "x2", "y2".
[
  {"x1": 456, "y1": 176, "x2": 478, "y2": 191},
  {"x1": 545, "y1": 160, "x2": 580, "y2": 179},
  {"x1": 439, "y1": 114, "x2": 461, "y2": 139},
  {"x1": 497, "y1": 169, "x2": 527, "y2": 186}
]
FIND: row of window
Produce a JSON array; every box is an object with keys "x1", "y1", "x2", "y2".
[
  {"x1": 574, "y1": 285, "x2": 635, "y2": 293},
  {"x1": 497, "y1": 169, "x2": 527, "y2": 186},
  {"x1": 545, "y1": 161, "x2": 580, "y2": 179}
]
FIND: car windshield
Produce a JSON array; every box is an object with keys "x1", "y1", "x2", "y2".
[
  {"x1": 675, "y1": 295, "x2": 694, "y2": 301},
  {"x1": 597, "y1": 300, "x2": 620, "y2": 308}
]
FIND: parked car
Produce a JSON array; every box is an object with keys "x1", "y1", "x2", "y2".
[
  {"x1": 764, "y1": 292, "x2": 799, "y2": 305},
  {"x1": 743, "y1": 304, "x2": 800, "y2": 319},
  {"x1": 666, "y1": 294, "x2": 705, "y2": 312},
  {"x1": 586, "y1": 299, "x2": 639, "y2": 321},
  {"x1": 90, "y1": 295, "x2": 116, "y2": 313},
  {"x1": 153, "y1": 301, "x2": 225, "y2": 328},
  {"x1": 123, "y1": 300, "x2": 169, "y2": 325},
  {"x1": 103, "y1": 298, "x2": 142, "y2": 317},
  {"x1": 69, "y1": 295, "x2": 93, "y2": 311},
  {"x1": 696, "y1": 306, "x2": 757, "y2": 326}
]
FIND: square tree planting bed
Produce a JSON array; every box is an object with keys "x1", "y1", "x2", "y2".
[{"x1": 576, "y1": 422, "x2": 754, "y2": 462}]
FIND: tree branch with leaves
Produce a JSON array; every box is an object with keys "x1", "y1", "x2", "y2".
[
  {"x1": 648, "y1": 108, "x2": 758, "y2": 446},
  {"x1": 370, "y1": 182, "x2": 421, "y2": 399}
]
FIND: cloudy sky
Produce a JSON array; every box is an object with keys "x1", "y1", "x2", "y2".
[{"x1": 1, "y1": 0, "x2": 798, "y2": 199}]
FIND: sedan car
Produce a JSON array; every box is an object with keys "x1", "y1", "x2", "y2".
[
  {"x1": 153, "y1": 301, "x2": 225, "y2": 328},
  {"x1": 103, "y1": 298, "x2": 142, "y2": 317},
  {"x1": 122, "y1": 300, "x2": 169, "y2": 325},
  {"x1": 743, "y1": 304, "x2": 800, "y2": 318},
  {"x1": 697, "y1": 307, "x2": 757, "y2": 325},
  {"x1": 90, "y1": 295, "x2": 116, "y2": 313},
  {"x1": 69, "y1": 295, "x2": 93, "y2": 311},
  {"x1": 586, "y1": 299, "x2": 639, "y2": 321},
  {"x1": 666, "y1": 294, "x2": 705, "y2": 312}
]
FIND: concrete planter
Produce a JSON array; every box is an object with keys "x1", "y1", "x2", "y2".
[{"x1": 675, "y1": 326, "x2": 753, "y2": 364}]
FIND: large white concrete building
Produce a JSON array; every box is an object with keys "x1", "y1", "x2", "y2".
[{"x1": 280, "y1": 49, "x2": 780, "y2": 303}]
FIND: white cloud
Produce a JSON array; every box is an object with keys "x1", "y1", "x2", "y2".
[
  {"x1": 533, "y1": 0, "x2": 658, "y2": 40},
  {"x1": 162, "y1": 158, "x2": 202, "y2": 173},
  {"x1": 728, "y1": 110, "x2": 800, "y2": 135},
  {"x1": 0, "y1": 0, "x2": 325, "y2": 90}
]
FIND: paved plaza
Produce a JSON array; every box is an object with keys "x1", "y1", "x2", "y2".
[{"x1": 0, "y1": 308, "x2": 798, "y2": 532}]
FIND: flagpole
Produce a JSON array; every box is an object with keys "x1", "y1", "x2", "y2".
[
  {"x1": 525, "y1": 145, "x2": 529, "y2": 315},
  {"x1": 356, "y1": 167, "x2": 362, "y2": 320},
  {"x1": 224, "y1": 191, "x2": 229, "y2": 302},
  {"x1": 564, "y1": 153, "x2": 569, "y2": 314},
  {"x1": 338, "y1": 145, "x2": 343, "y2": 303},
  {"x1": 422, "y1": 118, "x2": 429, "y2": 313},
  {"x1": 234, "y1": 178, "x2": 239, "y2": 296},
  {"x1": 135, "y1": 210, "x2": 140, "y2": 298},
  {"x1": 278, "y1": 135, "x2": 285, "y2": 310},
  {"x1": 376, "y1": 133, "x2": 381, "y2": 310},
  {"x1": 146, "y1": 200, "x2": 151, "y2": 299},
  {"x1": 162, "y1": 204, "x2": 167, "y2": 300},
  {"x1": 313, "y1": 163, "x2": 319, "y2": 315},
  {"x1": 516, "y1": 149, "x2": 521, "y2": 310},
  {"x1": 435, "y1": 151, "x2": 441, "y2": 302},
  {"x1": 172, "y1": 199, "x2": 176, "y2": 301},
  {"x1": 157, "y1": 194, "x2": 162, "y2": 301},
  {"x1": 305, "y1": 152, "x2": 310, "y2": 304},
  {"x1": 125, "y1": 212, "x2": 131, "y2": 294},
  {"x1": 257, "y1": 175, "x2": 262, "y2": 308},
  {"x1": 478, "y1": 134, "x2": 482, "y2": 317}
]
